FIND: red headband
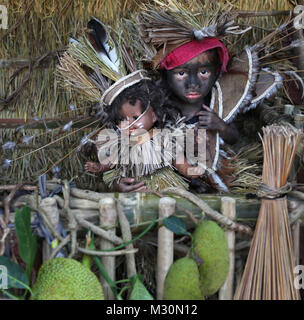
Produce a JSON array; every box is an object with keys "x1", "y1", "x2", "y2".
[{"x1": 159, "y1": 38, "x2": 229, "y2": 72}]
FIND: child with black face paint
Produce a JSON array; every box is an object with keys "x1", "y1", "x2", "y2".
[
  {"x1": 157, "y1": 40, "x2": 239, "y2": 193},
  {"x1": 138, "y1": 6, "x2": 284, "y2": 193}
]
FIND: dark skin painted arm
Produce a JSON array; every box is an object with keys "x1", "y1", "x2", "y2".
[
  {"x1": 195, "y1": 105, "x2": 239, "y2": 145},
  {"x1": 173, "y1": 157, "x2": 204, "y2": 179},
  {"x1": 112, "y1": 178, "x2": 147, "y2": 192}
]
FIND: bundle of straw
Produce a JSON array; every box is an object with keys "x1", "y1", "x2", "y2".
[
  {"x1": 67, "y1": 37, "x2": 123, "y2": 82},
  {"x1": 234, "y1": 124, "x2": 302, "y2": 300},
  {"x1": 56, "y1": 52, "x2": 102, "y2": 102}
]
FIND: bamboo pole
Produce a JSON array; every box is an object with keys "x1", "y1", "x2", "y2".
[
  {"x1": 117, "y1": 203, "x2": 137, "y2": 278},
  {"x1": 39, "y1": 197, "x2": 60, "y2": 262},
  {"x1": 157, "y1": 197, "x2": 176, "y2": 300},
  {"x1": 98, "y1": 197, "x2": 117, "y2": 300},
  {"x1": 13, "y1": 190, "x2": 262, "y2": 228},
  {"x1": 219, "y1": 197, "x2": 236, "y2": 300},
  {"x1": 62, "y1": 180, "x2": 77, "y2": 258}
]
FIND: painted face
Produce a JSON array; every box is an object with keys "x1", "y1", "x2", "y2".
[
  {"x1": 166, "y1": 50, "x2": 219, "y2": 104},
  {"x1": 118, "y1": 100, "x2": 157, "y2": 136}
]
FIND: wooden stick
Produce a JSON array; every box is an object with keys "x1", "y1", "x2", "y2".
[
  {"x1": 219, "y1": 197, "x2": 236, "y2": 300},
  {"x1": 0, "y1": 117, "x2": 97, "y2": 129},
  {"x1": 68, "y1": 187, "x2": 114, "y2": 202},
  {"x1": 98, "y1": 198, "x2": 117, "y2": 300},
  {"x1": 57, "y1": 196, "x2": 99, "y2": 210},
  {"x1": 39, "y1": 197, "x2": 60, "y2": 262},
  {"x1": 62, "y1": 180, "x2": 77, "y2": 258},
  {"x1": 157, "y1": 197, "x2": 176, "y2": 300},
  {"x1": 162, "y1": 187, "x2": 252, "y2": 235},
  {"x1": 39, "y1": 197, "x2": 60, "y2": 231},
  {"x1": 0, "y1": 185, "x2": 36, "y2": 191},
  {"x1": 0, "y1": 184, "x2": 24, "y2": 254},
  {"x1": 49, "y1": 235, "x2": 71, "y2": 260},
  {"x1": 75, "y1": 216, "x2": 123, "y2": 245},
  {"x1": 0, "y1": 216, "x2": 9, "y2": 256},
  {"x1": 233, "y1": 10, "x2": 291, "y2": 18},
  {"x1": 117, "y1": 202, "x2": 137, "y2": 278},
  {"x1": 37, "y1": 206, "x2": 64, "y2": 242},
  {"x1": 3, "y1": 183, "x2": 24, "y2": 225},
  {"x1": 77, "y1": 247, "x2": 138, "y2": 256}
]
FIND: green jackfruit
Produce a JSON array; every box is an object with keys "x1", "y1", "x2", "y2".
[
  {"x1": 193, "y1": 220, "x2": 229, "y2": 296},
  {"x1": 31, "y1": 257, "x2": 104, "y2": 300},
  {"x1": 163, "y1": 257, "x2": 204, "y2": 300}
]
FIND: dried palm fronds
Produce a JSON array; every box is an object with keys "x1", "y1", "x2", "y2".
[
  {"x1": 67, "y1": 37, "x2": 122, "y2": 82},
  {"x1": 119, "y1": 16, "x2": 157, "y2": 68},
  {"x1": 103, "y1": 166, "x2": 189, "y2": 191},
  {"x1": 137, "y1": 0, "x2": 250, "y2": 49},
  {"x1": 56, "y1": 52, "x2": 102, "y2": 102},
  {"x1": 140, "y1": 167, "x2": 189, "y2": 191},
  {"x1": 234, "y1": 124, "x2": 302, "y2": 300},
  {"x1": 230, "y1": 143, "x2": 263, "y2": 194}
]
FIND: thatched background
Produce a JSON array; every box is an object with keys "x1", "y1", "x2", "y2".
[{"x1": 0, "y1": 0, "x2": 296, "y2": 189}]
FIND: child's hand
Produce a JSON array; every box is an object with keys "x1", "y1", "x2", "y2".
[
  {"x1": 195, "y1": 105, "x2": 225, "y2": 132},
  {"x1": 85, "y1": 161, "x2": 106, "y2": 173},
  {"x1": 195, "y1": 105, "x2": 239, "y2": 145}
]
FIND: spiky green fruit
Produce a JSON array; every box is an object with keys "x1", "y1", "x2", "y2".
[
  {"x1": 31, "y1": 257, "x2": 104, "y2": 300},
  {"x1": 163, "y1": 257, "x2": 204, "y2": 300},
  {"x1": 193, "y1": 220, "x2": 229, "y2": 296}
]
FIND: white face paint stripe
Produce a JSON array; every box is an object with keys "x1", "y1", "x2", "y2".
[{"x1": 119, "y1": 104, "x2": 151, "y2": 131}]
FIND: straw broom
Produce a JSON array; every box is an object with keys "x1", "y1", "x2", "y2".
[{"x1": 234, "y1": 124, "x2": 302, "y2": 300}]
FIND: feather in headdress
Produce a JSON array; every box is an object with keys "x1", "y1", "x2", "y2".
[{"x1": 87, "y1": 17, "x2": 121, "y2": 75}]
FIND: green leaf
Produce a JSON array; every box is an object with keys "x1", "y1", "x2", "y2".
[
  {"x1": 129, "y1": 275, "x2": 154, "y2": 300},
  {"x1": 0, "y1": 256, "x2": 28, "y2": 289},
  {"x1": 93, "y1": 256, "x2": 118, "y2": 298},
  {"x1": 14, "y1": 206, "x2": 37, "y2": 279},
  {"x1": 163, "y1": 216, "x2": 191, "y2": 236},
  {"x1": 81, "y1": 232, "x2": 95, "y2": 270}
]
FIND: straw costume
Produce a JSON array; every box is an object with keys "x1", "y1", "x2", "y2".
[
  {"x1": 57, "y1": 17, "x2": 189, "y2": 191},
  {"x1": 135, "y1": 3, "x2": 286, "y2": 193}
]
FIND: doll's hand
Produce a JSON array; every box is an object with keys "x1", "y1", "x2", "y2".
[
  {"x1": 113, "y1": 178, "x2": 147, "y2": 192},
  {"x1": 85, "y1": 161, "x2": 107, "y2": 173}
]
